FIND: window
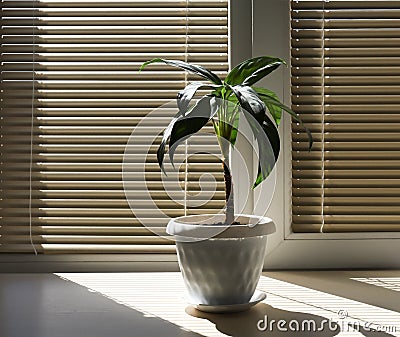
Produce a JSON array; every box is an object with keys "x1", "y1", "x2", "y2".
[
  {"x1": 250, "y1": 0, "x2": 400, "y2": 269},
  {"x1": 0, "y1": 0, "x2": 228, "y2": 254},
  {"x1": 291, "y1": 0, "x2": 400, "y2": 233}
]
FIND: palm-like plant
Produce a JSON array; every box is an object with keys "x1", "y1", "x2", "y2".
[{"x1": 140, "y1": 56, "x2": 312, "y2": 225}]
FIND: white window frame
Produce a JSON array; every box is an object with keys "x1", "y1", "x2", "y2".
[{"x1": 255, "y1": 0, "x2": 400, "y2": 269}]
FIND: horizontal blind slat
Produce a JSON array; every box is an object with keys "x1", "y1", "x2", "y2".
[{"x1": 2, "y1": 0, "x2": 228, "y2": 8}]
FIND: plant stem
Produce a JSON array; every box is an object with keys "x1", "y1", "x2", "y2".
[
  {"x1": 215, "y1": 90, "x2": 235, "y2": 224},
  {"x1": 222, "y1": 156, "x2": 234, "y2": 225}
]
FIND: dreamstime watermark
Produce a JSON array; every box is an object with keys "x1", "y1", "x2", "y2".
[{"x1": 256, "y1": 309, "x2": 398, "y2": 333}]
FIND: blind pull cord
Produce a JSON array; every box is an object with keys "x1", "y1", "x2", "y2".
[
  {"x1": 319, "y1": 0, "x2": 326, "y2": 234},
  {"x1": 183, "y1": 0, "x2": 189, "y2": 216},
  {"x1": 30, "y1": 0, "x2": 38, "y2": 255}
]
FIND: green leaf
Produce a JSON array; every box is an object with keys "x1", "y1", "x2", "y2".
[
  {"x1": 177, "y1": 82, "x2": 218, "y2": 116},
  {"x1": 229, "y1": 85, "x2": 266, "y2": 123},
  {"x1": 214, "y1": 113, "x2": 239, "y2": 147},
  {"x1": 212, "y1": 95, "x2": 240, "y2": 147},
  {"x1": 226, "y1": 93, "x2": 239, "y2": 104},
  {"x1": 228, "y1": 84, "x2": 280, "y2": 187},
  {"x1": 255, "y1": 91, "x2": 313, "y2": 150},
  {"x1": 243, "y1": 113, "x2": 280, "y2": 188},
  {"x1": 228, "y1": 110, "x2": 239, "y2": 146},
  {"x1": 253, "y1": 115, "x2": 281, "y2": 188},
  {"x1": 140, "y1": 58, "x2": 222, "y2": 85},
  {"x1": 252, "y1": 87, "x2": 282, "y2": 125},
  {"x1": 156, "y1": 113, "x2": 181, "y2": 174},
  {"x1": 168, "y1": 96, "x2": 219, "y2": 166},
  {"x1": 225, "y1": 56, "x2": 286, "y2": 86}
]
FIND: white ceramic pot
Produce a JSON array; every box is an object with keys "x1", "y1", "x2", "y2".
[{"x1": 167, "y1": 214, "x2": 275, "y2": 306}]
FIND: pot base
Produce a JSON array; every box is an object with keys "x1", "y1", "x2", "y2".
[{"x1": 189, "y1": 290, "x2": 266, "y2": 313}]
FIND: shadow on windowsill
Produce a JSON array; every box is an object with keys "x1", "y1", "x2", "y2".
[
  {"x1": 186, "y1": 302, "x2": 341, "y2": 337},
  {"x1": 187, "y1": 302, "x2": 398, "y2": 337}
]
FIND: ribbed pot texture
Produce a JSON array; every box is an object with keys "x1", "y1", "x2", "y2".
[
  {"x1": 167, "y1": 214, "x2": 275, "y2": 306},
  {"x1": 176, "y1": 236, "x2": 267, "y2": 305}
]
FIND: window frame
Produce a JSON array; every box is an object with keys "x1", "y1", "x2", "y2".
[{"x1": 262, "y1": 0, "x2": 400, "y2": 269}]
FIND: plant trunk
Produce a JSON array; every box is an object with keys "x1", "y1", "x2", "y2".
[{"x1": 222, "y1": 159, "x2": 234, "y2": 225}]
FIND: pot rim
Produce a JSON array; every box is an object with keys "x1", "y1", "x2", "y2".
[{"x1": 167, "y1": 213, "x2": 276, "y2": 240}]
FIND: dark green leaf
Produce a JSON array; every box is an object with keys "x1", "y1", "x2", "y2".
[
  {"x1": 253, "y1": 115, "x2": 281, "y2": 188},
  {"x1": 229, "y1": 85, "x2": 280, "y2": 187},
  {"x1": 261, "y1": 115, "x2": 280, "y2": 161},
  {"x1": 156, "y1": 113, "x2": 181, "y2": 174},
  {"x1": 225, "y1": 56, "x2": 286, "y2": 86},
  {"x1": 243, "y1": 113, "x2": 280, "y2": 188},
  {"x1": 168, "y1": 96, "x2": 219, "y2": 166},
  {"x1": 140, "y1": 58, "x2": 222, "y2": 85},
  {"x1": 177, "y1": 82, "x2": 218, "y2": 116},
  {"x1": 253, "y1": 87, "x2": 282, "y2": 125},
  {"x1": 255, "y1": 91, "x2": 313, "y2": 150},
  {"x1": 229, "y1": 85, "x2": 266, "y2": 123}
]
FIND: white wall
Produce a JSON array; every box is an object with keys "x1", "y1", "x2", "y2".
[{"x1": 252, "y1": 0, "x2": 291, "y2": 253}]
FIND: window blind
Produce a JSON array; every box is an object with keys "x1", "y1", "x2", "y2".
[
  {"x1": 0, "y1": 0, "x2": 228, "y2": 253},
  {"x1": 291, "y1": 0, "x2": 400, "y2": 233}
]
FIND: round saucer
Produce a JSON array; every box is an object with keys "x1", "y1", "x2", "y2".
[{"x1": 189, "y1": 290, "x2": 266, "y2": 313}]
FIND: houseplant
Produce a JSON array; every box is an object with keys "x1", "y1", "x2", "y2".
[{"x1": 140, "y1": 56, "x2": 312, "y2": 309}]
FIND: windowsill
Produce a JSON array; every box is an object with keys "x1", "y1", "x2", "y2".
[
  {"x1": 285, "y1": 232, "x2": 400, "y2": 240},
  {"x1": 1, "y1": 270, "x2": 399, "y2": 337}
]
